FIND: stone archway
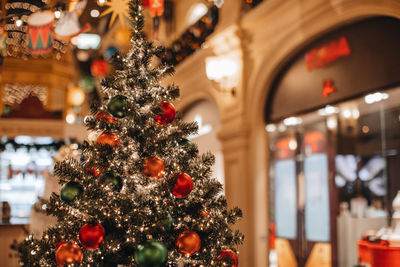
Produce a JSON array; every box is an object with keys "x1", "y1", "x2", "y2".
[{"x1": 242, "y1": 0, "x2": 400, "y2": 266}]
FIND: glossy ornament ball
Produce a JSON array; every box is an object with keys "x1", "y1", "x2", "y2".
[
  {"x1": 179, "y1": 138, "x2": 194, "y2": 150},
  {"x1": 101, "y1": 171, "x2": 122, "y2": 191},
  {"x1": 104, "y1": 46, "x2": 118, "y2": 61},
  {"x1": 79, "y1": 75, "x2": 95, "y2": 93},
  {"x1": 154, "y1": 101, "x2": 176, "y2": 125},
  {"x1": 200, "y1": 208, "x2": 210, "y2": 217},
  {"x1": 142, "y1": 156, "x2": 165, "y2": 179},
  {"x1": 171, "y1": 172, "x2": 193, "y2": 198},
  {"x1": 96, "y1": 132, "x2": 120, "y2": 147},
  {"x1": 55, "y1": 243, "x2": 83, "y2": 266},
  {"x1": 108, "y1": 95, "x2": 128, "y2": 118},
  {"x1": 79, "y1": 223, "x2": 105, "y2": 249},
  {"x1": 157, "y1": 211, "x2": 173, "y2": 231},
  {"x1": 134, "y1": 241, "x2": 167, "y2": 267},
  {"x1": 96, "y1": 111, "x2": 118, "y2": 123},
  {"x1": 218, "y1": 250, "x2": 239, "y2": 267},
  {"x1": 176, "y1": 230, "x2": 201, "y2": 256},
  {"x1": 90, "y1": 59, "x2": 109, "y2": 77},
  {"x1": 85, "y1": 163, "x2": 104, "y2": 177},
  {"x1": 60, "y1": 182, "x2": 83, "y2": 202}
]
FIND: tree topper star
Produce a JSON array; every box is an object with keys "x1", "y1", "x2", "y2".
[{"x1": 101, "y1": 0, "x2": 130, "y2": 27}]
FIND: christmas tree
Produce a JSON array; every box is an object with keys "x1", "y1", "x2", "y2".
[{"x1": 15, "y1": 1, "x2": 243, "y2": 266}]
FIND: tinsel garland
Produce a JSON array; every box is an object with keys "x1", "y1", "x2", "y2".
[{"x1": 14, "y1": 0, "x2": 244, "y2": 266}]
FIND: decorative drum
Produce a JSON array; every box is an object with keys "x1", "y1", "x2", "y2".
[{"x1": 27, "y1": 11, "x2": 54, "y2": 55}]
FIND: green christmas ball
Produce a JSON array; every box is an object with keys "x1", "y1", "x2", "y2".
[
  {"x1": 107, "y1": 95, "x2": 128, "y2": 118},
  {"x1": 157, "y1": 211, "x2": 173, "y2": 231},
  {"x1": 134, "y1": 241, "x2": 167, "y2": 267},
  {"x1": 101, "y1": 172, "x2": 122, "y2": 191},
  {"x1": 179, "y1": 138, "x2": 194, "y2": 150},
  {"x1": 60, "y1": 182, "x2": 83, "y2": 202}
]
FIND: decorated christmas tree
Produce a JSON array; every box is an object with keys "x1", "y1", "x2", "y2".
[{"x1": 15, "y1": 1, "x2": 243, "y2": 266}]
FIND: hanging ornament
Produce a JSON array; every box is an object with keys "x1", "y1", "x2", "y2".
[
  {"x1": 55, "y1": 243, "x2": 83, "y2": 266},
  {"x1": 149, "y1": 0, "x2": 164, "y2": 39},
  {"x1": 91, "y1": 59, "x2": 109, "y2": 77},
  {"x1": 200, "y1": 208, "x2": 210, "y2": 217},
  {"x1": 142, "y1": 156, "x2": 165, "y2": 179},
  {"x1": 154, "y1": 101, "x2": 176, "y2": 125},
  {"x1": 101, "y1": 171, "x2": 122, "y2": 191},
  {"x1": 60, "y1": 181, "x2": 83, "y2": 202},
  {"x1": 79, "y1": 75, "x2": 96, "y2": 93},
  {"x1": 171, "y1": 172, "x2": 193, "y2": 198},
  {"x1": 107, "y1": 95, "x2": 128, "y2": 118},
  {"x1": 114, "y1": 27, "x2": 131, "y2": 45},
  {"x1": 217, "y1": 250, "x2": 239, "y2": 267},
  {"x1": 101, "y1": 0, "x2": 130, "y2": 27},
  {"x1": 79, "y1": 223, "x2": 105, "y2": 249},
  {"x1": 134, "y1": 241, "x2": 168, "y2": 267},
  {"x1": 54, "y1": 1, "x2": 90, "y2": 41},
  {"x1": 85, "y1": 163, "x2": 104, "y2": 177},
  {"x1": 141, "y1": 0, "x2": 150, "y2": 8},
  {"x1": 179, "y1": 138, "x2": 194, "y2": 150},
  {"x1": 26, "y1": 11, "x2": 54, "y2": 55},
  {"x1": 156, "y1": 211, "x2": 173, "y2": 231},
  {"x1": 104, "y1": 46, "x2": 118, "y2": 61},
  {"x1": 96, "y1": 132, "x2": 120, "y2": 147},
  {"x1": 176, "y1": 230, "x2": 201, "y2": 256},
  {"x1": 96, "y1": 111, "x2": 118, "y2": 123}
]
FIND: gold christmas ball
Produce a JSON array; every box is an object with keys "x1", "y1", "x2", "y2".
[
  {"x1": 55, "y1": 243, "x2": 83, "y2": 266},
  {"x1": 142, "y1": 156, "x2": 165, "y2": 179},
  {"x1": 176, "y1": 230, "x2": 201, "y2": 256}
]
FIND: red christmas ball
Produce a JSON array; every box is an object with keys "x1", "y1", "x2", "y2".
[
  {"x1": 96, "y1": 111, "x2": 118, "y2": 123},
  {"x1": 96, "y1": 132, "x2": 120, "y2": 147},
  {"x1": 79, "y1": 223, "x2": 105, "y2": 249},
  {"x1": 142, "y1": 156, "x2": 165, "y2": 179},
  {"x1": 55, "y1": 243, "x2": 83, "y2": 266},
  {"x1": 171, "y1": 172, "x2": 193, "y2": 198},
  {"x1": 85, "y1": 163, "x2": 104, "y2": 177},
  {"x1": 176, "y1": 230, "x2": 201, "y2": 256},
  {"x1": 154, "y1": 101, "x2": 176, "y2": 125},
  {"x1": 91, "y1": 59, "x2": 109, "y2": 77},
  {"x1": 218, "y1": 250, "x2": 239, "y2": 267}
]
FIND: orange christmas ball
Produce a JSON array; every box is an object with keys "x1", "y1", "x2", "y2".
[
  {"x1": 79, "y1": 223, "x2": 105, "y2": 249},
  {"x1": 55, "y1": 243, "x2": 83, "y2": 266},
  {"x1": 176, "y1": 230, "x2": 201, "y2": 256},
  {"x1": 96, "y1": 132, "x2": 120, "y2": 147},
  {"x1": 218, "y1": 250, "x2": 239, "y2": 267},
  {"x1": 171, "y1": 172, "x2": 193, "y2": 198},
  {"x1": 142, "y1": 156, "x2": 165, "y2": 179}
]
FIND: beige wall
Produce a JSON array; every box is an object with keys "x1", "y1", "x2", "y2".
[{"x1": 171, "y1": 0, "x2": 400, "y2": 266}]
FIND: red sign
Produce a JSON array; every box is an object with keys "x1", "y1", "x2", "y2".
[
  {"x1": 305, "y1": 36, "x2": 351, "y2": 70},
  {"x1": 322, "y1": 80, "x2": 336, "y2": 98}
]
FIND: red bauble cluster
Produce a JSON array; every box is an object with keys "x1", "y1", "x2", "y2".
[
  {"x1": 154, "y1": 101, "x2": 176, "y2": 125},
  {"x1": 79, "y1": 223, "x2": 105, "y2": 249},
  {"x1": 142, "y1": 156, "x2": 165, "y2": 179},
  {"x1": 218, "y1": 250, "x2": 239, "y2": 267},
  {"x1": 91, "y1": 59, "x2": 109, "y2": 77},
  {"x1": 96, "y1": 132, "x2": 120, "y2": 147},
  {"x1": 96, "y1": 111, "x2": 118, "y2": 123},
  {"x1": 171, "y1": 172, "x2": 193, "y2": 198}
]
